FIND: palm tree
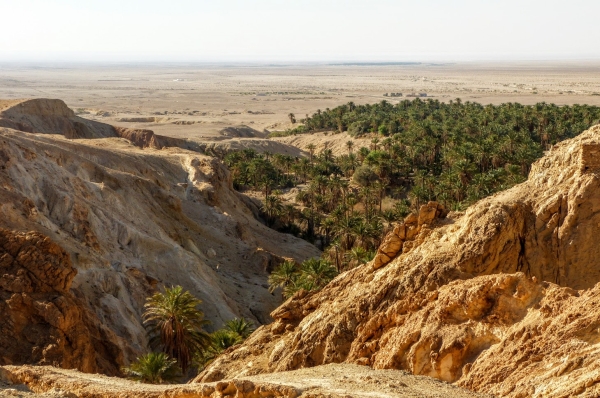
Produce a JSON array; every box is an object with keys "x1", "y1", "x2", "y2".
[
  {"x1": 210, "y1": 329, "x2": 243, "y2": 351},
  {"x1": 143, "y1": 286, "x2": 211, "y2": 373},
  {"x1": 358, "y1": 147, "x2": 370, "y2": 162},
  {"x1": 299, "y1": 258, "x2": 338, "y2": 289},
  {"x1": 334, "y1": 216, "x2": 356, "y2": 250},
  {"x1": 282, "y1": 278, "x2": 309, "y2": 298},
  {"x1": 371, "y1": 137, "x2": 380, "y2": 150},
  {"x1": 326, "y1": 239, "x2": 343, "y2": 271},
  {"x1": 196, "y1": 330, "x2": 243, "y2": 370},
  {"x1": 262, "y1": 195, "x2": 283, "y2": 226},
  {"x1": 306, "y1": 143, "x2": 316, "y2": 163},
  {"x1": 225, "y1": 317, "x2": 255, "y2": 339},
  {"x1": 122, "y1": 352, "x2": 181, "y2": 384},
  {"x1": 320, "y1": 217, "x2": 335, "y2": 249},
  {"x1": 344, "y1": 247, "x2": 374, "y2": 269},
  {"x1": 268, "y1": 260, "x2": 298, "y2": 298},
  {"x1": 346, "y1": 140, "x2": 354, "y2": 155},
  {"x1": 352, "y1": 219, "x2": 372, "y2": 249}
]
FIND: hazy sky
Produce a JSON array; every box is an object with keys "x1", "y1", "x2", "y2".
[{"x1": 2, "y1": 0, "x2": 599, "y2": 63}]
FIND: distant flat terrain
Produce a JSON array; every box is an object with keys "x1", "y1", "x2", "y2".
[{"x1": 1, "y1": 62, "x2": 600, "y2": 141}]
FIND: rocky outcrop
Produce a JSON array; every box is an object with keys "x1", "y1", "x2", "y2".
[
  {"x1": 195, "y1": 125, "x2": 600, "y2": 397},
  {"x1": 0, "y1": 99, "x2": 115, "y2": 139},
  {"x1": 373, "y1": 201, "x2": 448, "y2": 269},
  {"x1": 0, "y1": 98, "x2": 321, "y2": 372},
  {"x1": 0, "y1": 229, "x2": 121, "y2": 375},
  {"x1": 0, "y1": 98, "x2": 203, "y2": 151},
  {"x1": 219, "y1": 125, "x2": 267, "y2": 138}
]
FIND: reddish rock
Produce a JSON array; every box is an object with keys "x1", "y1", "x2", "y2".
[{"x1": 0, "y1": 229, "x2": 121, "y2": 375}]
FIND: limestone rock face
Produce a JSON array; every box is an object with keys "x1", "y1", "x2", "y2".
[
  {"x1": 196, "y1": 125, "x2": 600, "y2": 397},
  {"x1": 0, "y1": 229, "x2": 121, "y2": 374},
  {"x1": 373, "y1": 202, "x2": 447, "y2": 269},
  {"x1": 0, "y1": 98, "x2": 320, "y2": 372}
]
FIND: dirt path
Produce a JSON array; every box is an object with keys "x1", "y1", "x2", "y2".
[{"x1": 0, "y1": 364, "x2": 490, "y2": 398}]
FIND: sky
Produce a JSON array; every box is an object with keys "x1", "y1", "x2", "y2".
[{"x1": 2, "y1": 0, "x2": 599, "y2": 63}]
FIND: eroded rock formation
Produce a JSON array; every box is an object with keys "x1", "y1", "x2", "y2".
[
  {"x1": 373, "y1": 201, "x2": 448, "y2": 269},
  {"x1": 0, "y1": 229, "x2": 121, "y2": 374},
  {"x1": 0, "y1": 98, "x2": 320, "y2": 371},
  {"x1": 196, "y1": 125, "x2": 600, "y2": 397},
  {"x1": 0, "y1": 98, "x2": 205, "y2": 150}
]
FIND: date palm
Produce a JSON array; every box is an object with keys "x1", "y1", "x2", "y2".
[
  {"x1": 346, "y1": 140, "x2": 354, "y2": 155},
  {"x1": 225, "y1": 317, "x2": 255, "y2": 339},
  {"x1": 196, "y1": 329, "x2": 243, "y2": 369},
  {"x1": 262, "y1": 195, "x2": 283, "y2": 226},
  {"x1": 143, "y1": 286, "x2": 211, "y2": 373},
  {"x1": 306, "y1": 143, "x2": 316, "y2": 163},
  {"x1": 268, "y1": 260, "x2": 299, "y2": 298},
  {"x1": 300, "y1": 258, "x2": 338, "y2": 289}
]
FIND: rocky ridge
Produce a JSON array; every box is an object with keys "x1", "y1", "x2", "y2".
[
  {"x1": 0, "y1": 98, "x2": 320, "y2": 373},
  {"x1": 0, "y1": 98, "x2": 209, "y2": 151},
  {"x1": 196, "y1": 124, "x2": 600, "y2": 397}
]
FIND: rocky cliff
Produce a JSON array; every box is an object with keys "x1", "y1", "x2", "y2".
[
  {"x1": 0, "y1": 98, "x2": 320, "y2": 373},
  {"x1": 196, "y1": 124, "x2": 600, "y2": 397},
  {"x1": 0, "y1": 229, "x2": 121, "y2": 374}
]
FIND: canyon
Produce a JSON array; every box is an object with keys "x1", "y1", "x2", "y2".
[{"x1": 2, "y1": 97, "x2": 600, "y2": 397}]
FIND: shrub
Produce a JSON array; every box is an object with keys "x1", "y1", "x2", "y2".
[
  {"x1": 352, "y1": 165, "x2": 379, "y2": 187},
  {"x1": 122, "y1": 352, "x2": 181, "y2": 384}
]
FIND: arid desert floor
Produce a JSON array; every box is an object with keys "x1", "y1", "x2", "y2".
[{"x1": 1, "y1": 61, "x2": 600, "y2": 141}]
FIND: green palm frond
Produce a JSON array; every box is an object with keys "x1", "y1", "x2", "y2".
[
  {"x1": 122, "y1": 352, "x2": 181, "y2": 384},
  {"x1": 225, "y1": 317, "x2": 256, "y2": 339},
  {"x1": 143, "y1": 286, "x2": 211, "y2": 373}
]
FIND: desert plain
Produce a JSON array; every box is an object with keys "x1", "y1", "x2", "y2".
[{"x1": 1, "y1": 61, "x2": 600, "y2": 142}]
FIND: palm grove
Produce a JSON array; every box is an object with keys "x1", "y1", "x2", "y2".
[
  {"x1": 226, "y1": 99, "x2": 600, "y2": 297},
  {"x1": 123, "y1": 99, "x2": 600, "y2": 383}
]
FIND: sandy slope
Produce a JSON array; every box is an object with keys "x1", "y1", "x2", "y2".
[{"x1": 273, "y1": 131, "x2": 372, "y2": 156}]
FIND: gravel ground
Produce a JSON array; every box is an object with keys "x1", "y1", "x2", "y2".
[{"x1": 0, "y1": 364, "x2": 492, "y2": 398}]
